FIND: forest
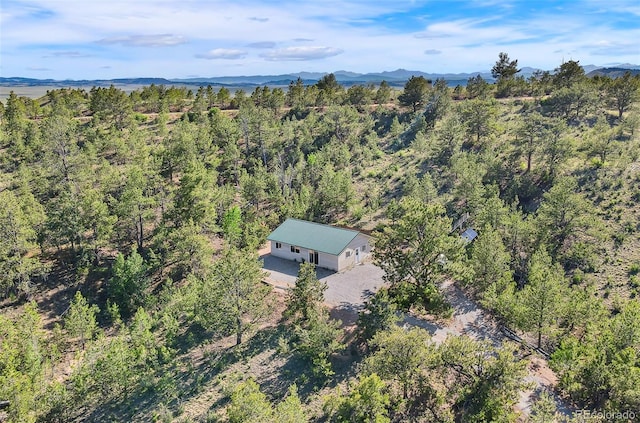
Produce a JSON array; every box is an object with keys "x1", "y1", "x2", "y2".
[{"x1": 1, "y1": 54, "x2": 640, "y2": 422}]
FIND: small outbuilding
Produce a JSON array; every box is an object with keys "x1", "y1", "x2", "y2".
[
  {"x1": 267, "y1": 218, "x2": 372, "y2": 272},
  {"x1": 461, "y1": 228, "x2": 478, "y2": 243}
]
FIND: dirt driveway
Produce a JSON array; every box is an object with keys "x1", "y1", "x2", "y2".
[{"x1": 405, "y1": 279, "x2": 572, "y2": 418}]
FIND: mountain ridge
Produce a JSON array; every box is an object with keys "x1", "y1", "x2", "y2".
[{"x1": 2, "y1": 64, "x2": 638, "y2": 89}]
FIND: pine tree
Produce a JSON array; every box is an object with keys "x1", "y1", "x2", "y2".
[
  {"x1": 274, "y1": 384, "x2": 308, "y2": 422},
  {"x1": 227, "y1": 379, "x2": 273, "y2": 423},
  {"x1": 0, "y1": 189, "x2": 44, "y2": 298},
  {"x1": 335, "y1": 374, "x2": 391, "y2": 423},
  {"x1": 284, "y1": 262, "x2": 327, "y2": 323},
  {"x1": 199, "y1": 248, "x2": 272, "y2": 345},
  {"x1": 108, "y1": 249, "x2": 149, "y2": 317},
  {"x1": 364, "y1": 327, "x2": 432, "y2": 400},
  {"x1": 65, "y1": 291, "x2": 99, "y2": 350},
  {"x1": 516, "y1": 249, "x2": 567, "y2": 349},
  {"x1": 373, "y1": 198, "x2": 463, "y2": 312}
]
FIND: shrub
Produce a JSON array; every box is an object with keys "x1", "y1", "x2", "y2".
[{"x1": 572, "y1": 269, "x2": 585, "y2": 285}]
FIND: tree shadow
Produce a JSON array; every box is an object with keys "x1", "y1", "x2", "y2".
[
  {"x1": 76, "y1": 325, "x2": 288, "y2": 421},
  {"x1": 24, "y1": 250, "x2": 112, "y2": 330},
  {"x1": 56, "y1": 316, "x2": 365, "y2": 422}
]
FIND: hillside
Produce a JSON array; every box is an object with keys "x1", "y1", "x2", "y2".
[{"x1": 1, "y1": 64, "x2": 640, "y2": 422}]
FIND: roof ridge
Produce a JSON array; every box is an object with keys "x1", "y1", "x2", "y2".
[{"x1": 285, "y1": 218, "x2": 360, "y2": 234}]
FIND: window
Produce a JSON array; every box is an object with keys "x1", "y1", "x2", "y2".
[
  {"x1": 275, "y1": 242, "x2": 282, "y2": 249},
  {"x1": 346, "y1": 251, "x2": 351, "y2": 258},
  {"x1": 362, "y1": 245, "x2": 367, "y2": 251},
  {"x1": 290, "y1": 245, "x2": 299, "y2": 253}
]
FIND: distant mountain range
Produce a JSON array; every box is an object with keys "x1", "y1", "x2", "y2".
[
  {"x1": 586, "y1": 67, "x2": 640, "y2": 77},
  {"x1": 2, "y1": 64, "x2": 639, "y2": 89}
]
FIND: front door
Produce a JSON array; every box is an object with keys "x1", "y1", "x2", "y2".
[
  {"x1": 355, "y1": 248, "x2": 360, "y2": 263},
  {"x1": 309, "y1": 250, "x2": 318, "y2": 265}
]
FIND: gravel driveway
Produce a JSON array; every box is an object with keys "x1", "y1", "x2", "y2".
[{"x1": 261, "y1": 254, "x2": 385, "y2": 310}]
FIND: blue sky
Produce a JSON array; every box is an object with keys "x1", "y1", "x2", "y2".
[{"x1": 1, "y1": 0, "x2": 639, "y2": 79}]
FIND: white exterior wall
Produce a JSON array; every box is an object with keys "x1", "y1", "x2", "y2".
[
  {"x1": 316, "y1": 251, "x2": 339, "y2": 271},
  {"x1": 337, "y1": 234, "x2": 372, "y2": 271},
  {"x1": 270, "y1": 241, "x2": 302, "y2": 262},
  {"x1": 337, "y1": 248, "x2": 355, "y2": 271},
  {"x1": 270, "y1": 240, "x2": 340, "y2": 271}
]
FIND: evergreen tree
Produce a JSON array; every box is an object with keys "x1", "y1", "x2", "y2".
[
  {"x1": 274, "y1": 384, "x2": 308, "y2": 422},
  {"x1": 469, "y1": 226, "x2": 512, "y2": 294},
  {"x1": 364, "y1": 326, "x2": 432, "y2": 400},
  {"x1": 108, "y1": 249, "x2": 149, "y2": 317},
  {"x1": 292, "y1": 307, "x2": 343, "y2": 378},
  {"x1": 222, "y1": 205, "x2": 243, "y2": 246},
  {"x1": 357, "y1": 288, "x2": 400, "y2": 345},
  {"x1": 466, "y1": 75, "x2": 490, "y2": 99},
  {"x1": 0, "y1": 302, "x2": 46, "y2": 422},
  {"x1": 375, "y1": 80, "x2": 392, "y2": 105},
  {"x1": 491, "y1": 52, "x2": 520, "y2": 81},
  {"x1": 515, "y1": 111, "x2": 547, "y2": 173},
  {"x1": 607, "y1": 72, "x2": 640, "y2": 119},
  {"x1": 516, "y1": 248, "x2": 567, "y2": 349},
  {"x1": 227, "y1": 379, "x2": 273, "y2": 422},
  {"x1": 399, "y1": 76, "x2": 431, "y2": 112},
  {"x1": 373, "y1": 197, "x2": 463, "y2": 312},
  {"x1": 491, "y1": 52, "x2": 520, "y2": 97},
  {"x1": 553, "y1": 60, "x2": 585, "y2": 88},
  {"x1": 65, "y1": 291, "x2": 99, "y2": 350},
  {"x1": 334, "y1": 374, "x2": 391, "y2": 423},
  {"x1": 285, "y1": 262, "x2": 327, "y2": 322},
  {"x1": 459, "y1": 98, "x2": 498, "y2": 145},
  {"x1": 0, "y1": 189, "x2": 45, "y2": 298},
  {"x1": 536, "y1": 177, "x2": 590, "y2": 260},
  {"x1": 440, "y1": 337, "x2": 528, "y2": 422},
  {"x1": 199, "y1": 248, "x2": 272, "y2": 345}
]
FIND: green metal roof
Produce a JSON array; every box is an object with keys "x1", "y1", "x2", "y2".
[{"x1": 267, "y1": 218, "x2": 361, "y2": 256}]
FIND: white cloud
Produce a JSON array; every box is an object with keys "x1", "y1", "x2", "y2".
[
  {"x1": 260, "y1": 46, "x2": 344, "y2": 61},
  {"x1": 586, "y1": 41, "x2": 639, "y2": 56},
  {"x1": 196, "y1": 48, "x2": 247, "y2": 60},
  {"x1": 97, "y1": 34, "x2": 187, "y2": 47},
  {"x1": 424, "y1": 49, "x2": 442, "y2": 55}
]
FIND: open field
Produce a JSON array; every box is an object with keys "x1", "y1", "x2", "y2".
[
  {"x1": 0, "y1": 83, "x2": 288, "y2": 100},
  {"x1": 0, "y1": 84, "x2": 149, "y2": 100}
]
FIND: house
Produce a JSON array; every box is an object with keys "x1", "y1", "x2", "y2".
[{"x1": 267, "y1": 218, "x2": 372, "y2": 272}]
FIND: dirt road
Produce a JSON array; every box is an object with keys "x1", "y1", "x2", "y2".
[{"x1": 404, "y1": 279, "x2": 573, "y2": 419}]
